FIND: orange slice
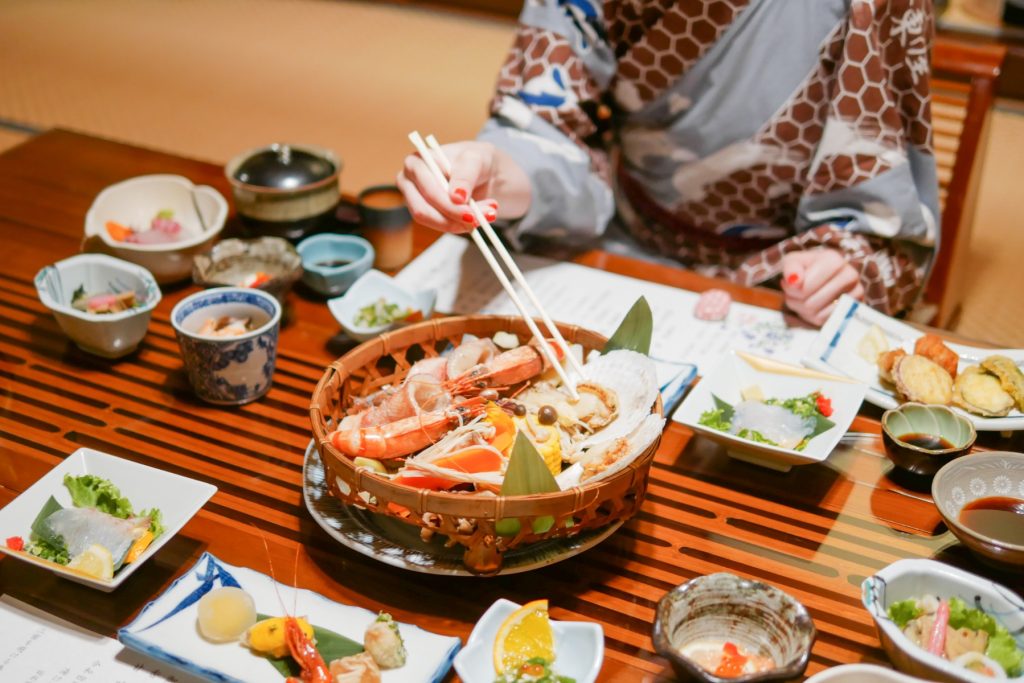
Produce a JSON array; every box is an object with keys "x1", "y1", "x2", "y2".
[{"x1": 493, "y1": 599, "x2": 555, "y2": 675}]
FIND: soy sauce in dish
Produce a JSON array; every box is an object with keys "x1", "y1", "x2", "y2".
[
  {"x1": 959, "y1": 496, "x2": 1024, "y2": 544},
  {"x1": 315, "y1": 259, "x2": 352, "y2": 268},
  {"x1": 897, "y1": 432, "x2": 954, "y2": 450}
]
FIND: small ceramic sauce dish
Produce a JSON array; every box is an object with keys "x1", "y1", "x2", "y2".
[
  {"x1": 296, "y1": 233, "x2": 374, "y2": 296},
  {"x1": 880, "y1": 403, "x2": 976, "y2": 476},
  {"x1": 192, "y1": 236, "x2": 303, "y2": 304},
  {"x1": 652, "y1": 573, "x2": 815, "y2": 683},
  {"x1": 327, "y1": 269, "x2": 436, "y2": 342}
]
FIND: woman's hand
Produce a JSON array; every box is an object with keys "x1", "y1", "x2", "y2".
[
  {"x1": 396, "y1": 141, "x2": 532, "y2": 233},
  {"x1": 780, "y1": 249, "x2": 864, "y2": 326}
]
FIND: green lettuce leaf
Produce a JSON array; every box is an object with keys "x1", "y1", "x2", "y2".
[
  {"x1": 987, "y1": 631, "x2": 1023, "y2": 677},
  {"x1": 63, "y1": 474, "x2": 134, "y2": 518},
  {"x1": 139, "y1": 507, "x2": 165, "y2": 538},
  {"x1": 887, "y1": 599, "x2": 922, "y2": 629}
]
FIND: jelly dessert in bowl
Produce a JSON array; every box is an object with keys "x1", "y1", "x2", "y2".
[{"x1": 653, "y1": 573, "x2": 815, "y2": 682}]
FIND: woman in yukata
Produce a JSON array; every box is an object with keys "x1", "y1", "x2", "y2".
[{"x1": 397, "y1": 0, "x2": 940, "y2": 327}]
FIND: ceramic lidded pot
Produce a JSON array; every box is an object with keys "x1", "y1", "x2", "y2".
[
  {"x1": 170, "y1": 287, "x2": 281, "y2": 405},
  {"x1": 225, "y1": 143, "x2": 341, "y2": 241},
  {"x1": 652, "y1": 573, "x2": 815, "y2": 682}
]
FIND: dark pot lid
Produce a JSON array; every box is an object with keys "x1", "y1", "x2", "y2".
[{"x1": 232, "y1": 144, "x2": 337, "y2": 189}]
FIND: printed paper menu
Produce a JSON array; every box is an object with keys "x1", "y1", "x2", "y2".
[
  {"x1": 0, "y1": 595, "x2": 201, "y2": 683},
  {"x1": 395, "y1": 234, "x2": 817, "y2": 374}
]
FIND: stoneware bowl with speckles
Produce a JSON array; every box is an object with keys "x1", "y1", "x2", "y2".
[
  {"x1": 652, "y1": 572, "x2": 816, "y2": 682},
  {"x1": 170, "y1": 286, "x2": 281, "y2": 405},
  {"x1": 192, "y1": 236, "x2": 302, "y2": 304},
  {"x1": 881, "y1": 403, "x2": 976, "y2": 476},
  {"x1": 931, "y1": 450, "x2": 1024, "y2": 569}
]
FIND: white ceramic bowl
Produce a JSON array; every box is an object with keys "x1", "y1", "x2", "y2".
[
  {"x1": 805, "y1": 664, "x2": 930, "y2": 682},
  {"x1": 672, "y1": 351, "x2": 867, "y2": 471},
  {"x1": 327, "y1": 269, "x2": 436, "y2": 342},
  {"x1": 34, "y1": 253, "x2": 161, "y2": 358},
  {"x1": 861, "y1": 558, "x2": 1024, "y2": 683},
  {"x1": 932, "y1": 451, "x2": 1024, "y2": 569},
  {"x1": 84, "y1": 174, "x2": 228, "y2": 283},
  {"x1": 453, "y1": 598, "x2": 603, "y2": 683},
  {"x1": 0, "y1": 447, "x2": 216, "y2": 591}
]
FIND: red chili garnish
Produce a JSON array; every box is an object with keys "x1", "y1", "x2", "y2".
[
  {"x1": 5, "y1": 536, "x2": 25, "y2": 551},
  {"x1": 815, "y1": 393, "x2": 833, "y2": 417},
  {"x1": 715, "y1": 641, "x2": 748, "y2": 678}
]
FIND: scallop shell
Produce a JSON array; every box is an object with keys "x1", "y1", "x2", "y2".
[
  {"x1": 576, "y1": 349, "x2": 659, "y2": 448},
  {"x1": 577, "y1": 413, "x2": 666, "y2": 484}
]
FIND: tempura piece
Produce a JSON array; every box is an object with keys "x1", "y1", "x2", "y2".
[
  {"x1": 914, "y1": 334, "x2": 959, "y2": 379},
  {"x1": 878, "y1": 348, "x2": 907, "y2": 384},
  {"x1": 980, "y1": 355, "x2": 1024, "y2": 412},
  {"x1": 329, "y1": 652, "x2": 381, "y2": 683},
  {"x1": 364, "y1": 612, "x2": 406, "y2": 670},
  {"x1": 953, "y1": 366, "x2": 1015, "y2": 417},
  {"x1": 893, "y1": 354, "x2": 954, "y2": 405}
]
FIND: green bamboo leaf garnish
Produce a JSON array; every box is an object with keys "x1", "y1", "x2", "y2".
[
  {"x1": 256, "y1": 614, "x2": 363, "y2": 677},
  {"x1": 498, "y1": 432, "x2": 560, "y2": 535},
  {"x1": 603, "y1": 296, "x2": 653, "y2": 355}
]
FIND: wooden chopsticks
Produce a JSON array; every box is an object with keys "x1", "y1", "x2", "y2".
[{"x1": 408, "y1": 131, "x2": 582, "y2": 399}]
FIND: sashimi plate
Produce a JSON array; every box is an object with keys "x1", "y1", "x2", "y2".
[
  {"x1": 303, "y1": 441, "x2": 623, "y2": 576},
  {"x1": 804, "y1": 295, "x2": 1024, "y2": 431},
  {"x1": 118, "y1": 552, "x2": 461, "y2": 683}
]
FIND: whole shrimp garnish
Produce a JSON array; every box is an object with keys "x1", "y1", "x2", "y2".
[
  {"x1": 330, "y1": 398, "x2": 486, "y2": 459},
  {"x1": 446, "y1": 344, "x2": 552, "y2": 396},
  {"x1": 284, "y1": 616, "x2": 330, "y2": 683},
  {"x1": 253, "y1": 528, "x2": 330, "y2": 683}
]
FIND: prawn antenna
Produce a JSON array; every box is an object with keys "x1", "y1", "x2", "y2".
[{"x1": 252, "y1": 522, "x2": 290, "y2": 616}]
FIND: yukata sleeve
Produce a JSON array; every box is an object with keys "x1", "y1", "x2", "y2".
[
  {"x1": 742, "y1": 0, "x2": 940, "y2": 316},
  {"x1": 477, "y1": 1, "x2": 617, "y2": 243}
]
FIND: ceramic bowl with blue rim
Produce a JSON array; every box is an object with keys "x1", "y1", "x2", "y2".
[
  {"x1": 861, "y1": 558, "x2": 1024, "y2": 682},
  {"x1": 35, "y1": 253, "x2": 162, "y2": 359},
  {"x1": 327, "y1": 269, "x2": 436, "y2": 342},
  {"x1": 171, "y1": 287, "x2": 281, "y2": 405},
  {"x1": 296, "y1": 233, "x2": 374, "y2": 296}
]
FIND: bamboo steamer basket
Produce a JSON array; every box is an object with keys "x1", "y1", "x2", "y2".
[{"x1": 309, "y1": 315, "x2": 663, "y2": 574}]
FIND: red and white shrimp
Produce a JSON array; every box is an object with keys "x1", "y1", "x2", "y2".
[{"x1": 330, "y1": 398, "x2": 486, "y2": 459}]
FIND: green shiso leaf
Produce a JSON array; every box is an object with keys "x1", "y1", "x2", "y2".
[
  {"x1": 498, "y1": 432, "x2": 560, "y2": 535},
  {"x1": 255, "y1": 614, "x2": 363, "y2": 677},
  {"x1": 603, "y1": 296, "x2": 652, "y2": 355}
]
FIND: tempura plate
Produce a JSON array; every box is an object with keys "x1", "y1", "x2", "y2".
[
  {"x1": 804, "y1": 295, "x2": 1024, "y2": 431},
  {"x1": 118, "y1": 552, "x2": 460, "y2": 683},
  {"x1": 303, "y1": 441, "x2": 623, "y2": 576}
]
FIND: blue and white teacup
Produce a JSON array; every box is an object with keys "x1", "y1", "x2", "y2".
[{"x1": 170, "y1": 287, "x2": 281, "y2": 405}]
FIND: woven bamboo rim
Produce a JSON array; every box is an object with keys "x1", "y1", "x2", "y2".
[{"x1": 309, "y1": 315, "x2": 663, "y2": 574}]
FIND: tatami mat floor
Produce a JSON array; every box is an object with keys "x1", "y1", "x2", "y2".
[{"x1": 1, "y1": 0, "x2": 1020, "y2": 345}]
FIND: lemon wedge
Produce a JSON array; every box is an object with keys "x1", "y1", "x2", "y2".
[
  {"x1": 493, "y1": 599, "x2": 555, "y2": 675},
  {"x1": 67, "y1": 544, "x2": 114, "y2": 580}
]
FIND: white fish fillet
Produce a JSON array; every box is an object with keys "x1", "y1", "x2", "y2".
[{"x1": 43, "y1": 508, "x2": 149, "y2": 566}]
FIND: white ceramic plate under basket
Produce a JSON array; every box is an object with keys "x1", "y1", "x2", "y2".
[
  {"x1": 302, "y1": 441, "x2": 623, "y2": 576},
  {"x1": 804, "y1": 295, "x2": 1024, "y2": 431},
  {"x1": 119, "y1": 552, "x2": 461, "y2": 683}
]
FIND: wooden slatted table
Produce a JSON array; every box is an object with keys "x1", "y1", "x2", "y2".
[{"x1": 0, "y1": 130, "x2": 1021, "y2": 682}]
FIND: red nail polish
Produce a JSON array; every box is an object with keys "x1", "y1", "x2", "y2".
[
  {"x1": 485, "y1": 211, "x2": 497, "y2": 221},
  {"x1": 786, "y1": 273, "x2": 800, "y2": 285},
  {"x1": 452, "y1": 188, "x2": 468, "y2": 203},
  {"x1": 462, "y1": 212, "x2": 474, "y2": 223}
]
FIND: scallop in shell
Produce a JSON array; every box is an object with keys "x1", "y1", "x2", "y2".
[
  {"x1": 576, "y1": 349, "x2": 659, "y2": 448},
  {"x1": 576, "y1": 413, "x2": 666, "y2": 484}
]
